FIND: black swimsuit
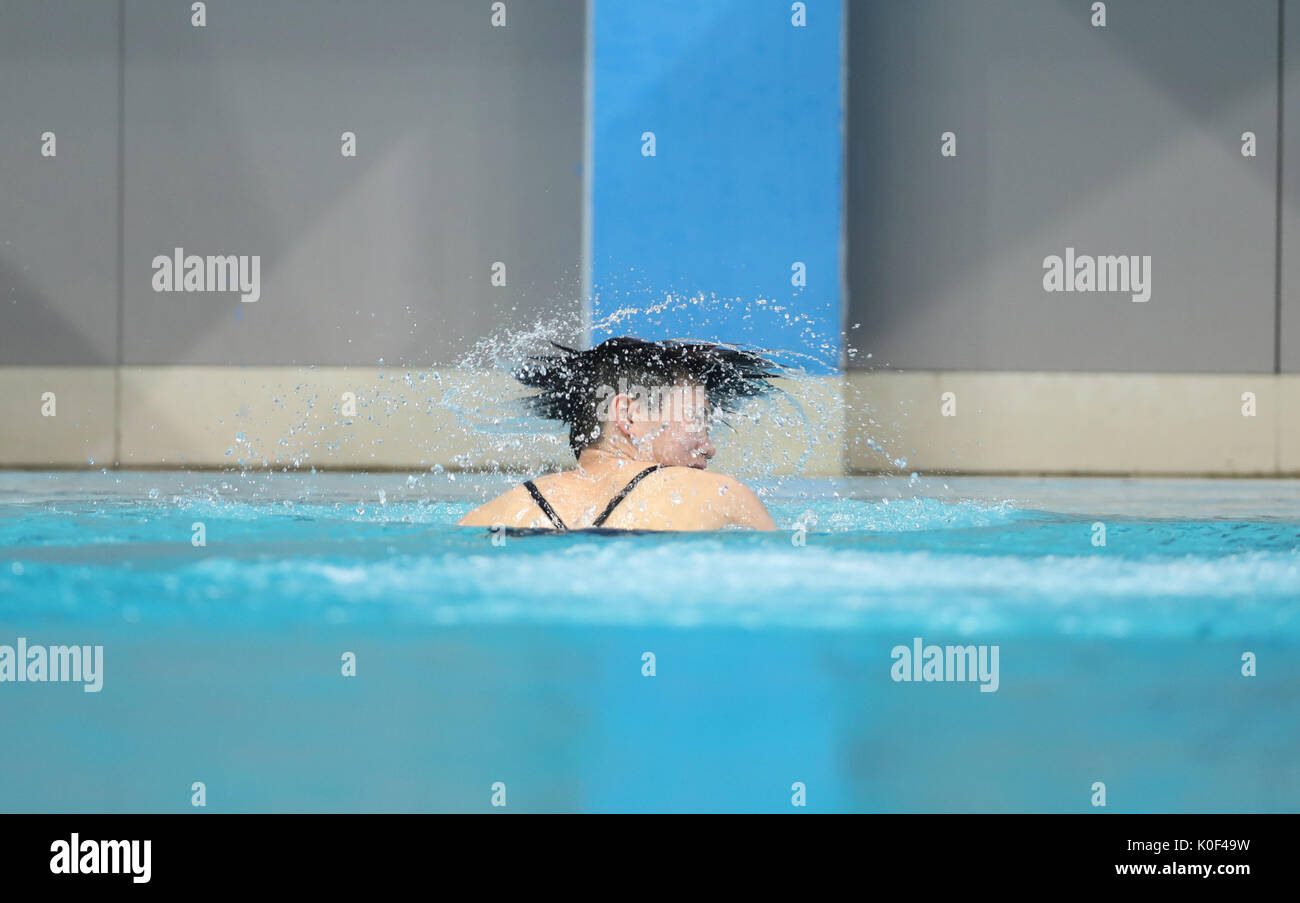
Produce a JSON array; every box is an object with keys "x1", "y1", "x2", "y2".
[{"x1": 521, "y1": 464, "x2": 664, "y2": 531}]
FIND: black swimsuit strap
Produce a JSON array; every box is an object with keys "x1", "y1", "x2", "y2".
[
  {"x1": 591, "y1": 464, "x2": 664, "y2": 527},
  {"x1": 522, "y1": 480, "x2": 567, "y2": 531}
]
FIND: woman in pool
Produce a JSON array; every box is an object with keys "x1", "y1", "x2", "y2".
[{"x1": 458, "y1": 336, "x2": 779, "y2": 532}]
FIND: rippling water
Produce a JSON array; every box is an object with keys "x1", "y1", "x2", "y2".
[
  {"x1": 4, "y1": 475, "x2": 1297, "y2": 635},
  {"x1": 1, "y1": 472, "x2": 1297, "y2": 812}
]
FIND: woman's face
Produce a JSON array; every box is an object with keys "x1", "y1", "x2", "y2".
[{"x1": 624, "y1": 382, "x2": 717, "y2": 469}]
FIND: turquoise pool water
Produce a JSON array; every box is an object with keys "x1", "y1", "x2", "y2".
[{"x1": 1, "y1": 471, "x2": 1297, "y2": 812}]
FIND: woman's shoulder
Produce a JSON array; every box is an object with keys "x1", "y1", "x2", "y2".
[
  {"x1": 654, "y1": 464, "x2": 736, "y2": 485},
  {"x1": 646, "y1": 465, "x2": 754, "y2": 500},
  {"x1": 655, "y1": 467, "x2": 774, "y2": 528},
  {"x1": 455, "y1": 480, "x2": 536, "y2": 527}
]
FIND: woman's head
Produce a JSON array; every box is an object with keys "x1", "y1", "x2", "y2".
[
  {"x1": 515, "y1": 337, "x2": 780, "y2": 466},
  {"x1": 600, "y1": 378, "x2": 717, "y2": 468}
]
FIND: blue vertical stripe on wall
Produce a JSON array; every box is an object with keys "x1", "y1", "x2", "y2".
[{"x1": 590, "y1": 0, "x2": 843, "y2": 373}]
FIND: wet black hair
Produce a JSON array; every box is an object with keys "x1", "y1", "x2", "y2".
[{"x1": 515, "y1": 336, "x2": 781, "y2": 456}]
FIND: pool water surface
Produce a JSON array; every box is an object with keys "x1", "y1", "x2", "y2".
[{"x1": 1, "y1": 472, "x2": 1296, "y2": 812}]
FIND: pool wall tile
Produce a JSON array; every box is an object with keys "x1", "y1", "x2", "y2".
[
  {"x1": 116, "y1": 366, "x2": 558, "y2": 471},
  {"x1": 0, "y1": 367, "x2": 117, "y2": 466},
  {"x1": 846, "y1": 372, "x2": 1284, "y2": 476},
  {"x1": 1277, "y1": 376, "x2": 1300, "y2": 472}
]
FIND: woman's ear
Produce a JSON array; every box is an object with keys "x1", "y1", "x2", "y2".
[{"x1": 611, "y1": 393, "x2": 636, "y2": 436}]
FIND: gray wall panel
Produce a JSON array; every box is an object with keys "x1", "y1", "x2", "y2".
[
  {"x1": 122, "y1": 0, "x2": 584, "y2": 366},
  {"x1": 848, "y1": 0, "x2": 1278, "y2": 373},
  {"x1": 0, "y1": 0, "x2": 120, "y2": 365},
  {"x1": 1282, "y1": 0, "x2": 1300, "y2": 372},
  {"x1": 7, "y1": 1, "x2": 1293, "y2": 375}
]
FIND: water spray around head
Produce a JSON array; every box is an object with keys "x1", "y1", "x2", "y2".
[
  {"x1": 513, "y1": 336, "x2": 782, "y2": 458},
  {"x1": 201, "y1": 289, "x2": 921, "y2": 511},
  {"x1": 442, "y1": 293, "x2": 866, "y2": 487}
]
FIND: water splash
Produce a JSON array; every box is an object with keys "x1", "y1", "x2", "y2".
[{"x1": 437, "y1": 292, "x2": 862, "y2": 491}]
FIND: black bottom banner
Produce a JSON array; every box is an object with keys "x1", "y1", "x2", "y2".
[{"x1": 0, "y1": 813, "x2": 1284, "y2": 890}]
